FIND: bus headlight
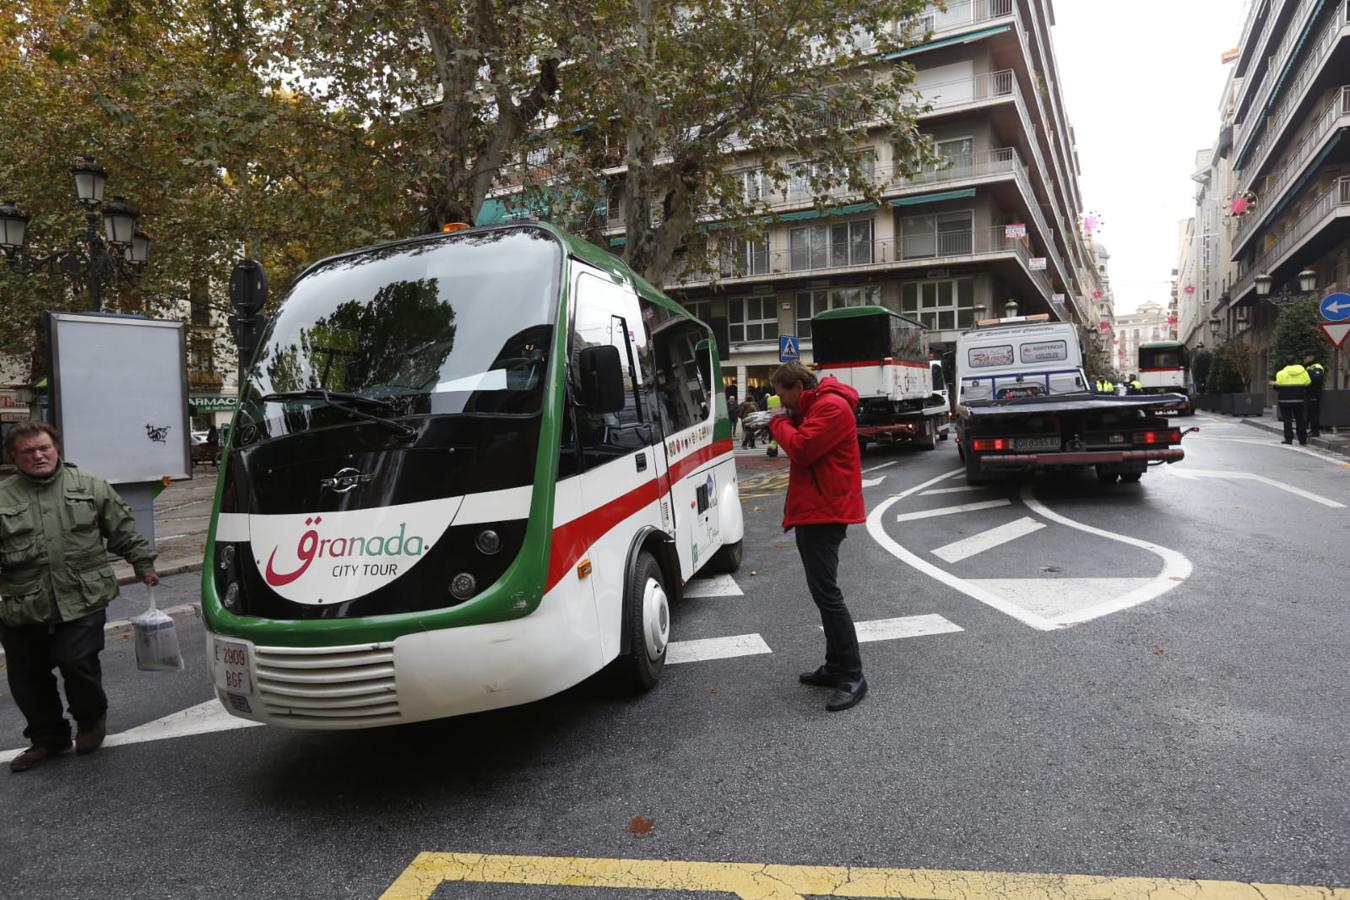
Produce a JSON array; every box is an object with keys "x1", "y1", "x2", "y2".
[
  {"x1": 449, "y1": 572, "x2": 478, "y2": 600},
  {"x1": 475, "y1": 528, "x2": 501, "y2": 555}
]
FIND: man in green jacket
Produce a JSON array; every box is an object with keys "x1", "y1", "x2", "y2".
[{"x1": 0, "y1": 421, "x2": 159, "y2": 772}]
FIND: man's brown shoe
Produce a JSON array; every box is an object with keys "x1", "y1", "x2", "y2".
[
  {"x1": 10, "y1": 741, "x2": 72, "y2": 773},
  {"x1": 75, "y1": 717, "x2": 106, "y2": 756}
]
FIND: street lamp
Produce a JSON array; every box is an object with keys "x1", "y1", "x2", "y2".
[
  {"x1": 0, "y1": 157, "x2": 151, "y2": 311},
  {"x1": 1208, "y1": 317, "x2": 1221, "y2": 339},
  {"x1": 1253, "y1": 268, "x2": 1317, "y2": 306}
]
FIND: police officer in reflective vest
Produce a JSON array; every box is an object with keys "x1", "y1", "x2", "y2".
[
  {"x1": 1303, "y1": 353, "x2": 1326, "y2": 438},
  {"x1": 1271, "y1": 359, "x2": 1312, "y2": 445}
]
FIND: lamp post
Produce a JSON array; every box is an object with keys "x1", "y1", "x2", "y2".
[
  {"x1": 1253, "y1": 268, "x2": 1317, "y2": 306},
  {"x1": 0, "y1": 157, "x2": 150, "y2": 312}
]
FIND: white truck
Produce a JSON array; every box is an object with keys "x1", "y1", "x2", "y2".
[
  {"x1": 954, "y1": 315, "x2": 1192, "y2": 484},
  {"x1": 811, "y1": 305, "x2": 949, "y2": 451}
]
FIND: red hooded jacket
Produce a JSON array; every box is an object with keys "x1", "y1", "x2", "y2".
[{"x1": 767, "y1": 376, "x2": 865, "y2": 528}]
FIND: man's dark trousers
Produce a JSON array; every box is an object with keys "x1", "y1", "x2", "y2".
[
  {"x1": 1280, "y1": 401, "x2": 1308, "y2": 443},
  {"x1": 0, "y1": 609, "x2": 107, "y2": 747},
  {"x1": 1307, "y1": 394, "x2": 1321, "y2": 436},
  {"x1": 794, "y1": 523, "x2": 863, "y2": 679}
]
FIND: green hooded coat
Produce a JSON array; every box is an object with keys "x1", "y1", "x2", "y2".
[{"x1": 0, "y1": 463, "x2": 156, "y2": 627}]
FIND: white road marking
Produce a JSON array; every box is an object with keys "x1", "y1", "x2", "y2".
[
  {"x1": 845, "y1": 614, "x2": 964, "y2": 643},
  {"x1": 965, "y1": 578, "x2": 1153, "y2": 622},
  {"x1": 0, "y1": 699, "x2": 261, "y2": 764},
  {"x1": 1021, "y1": 486, "x2": 1193, "y2": 626},
  {"x1": 861, "y1": 475, "x2": 887, "y2": 488},
  {"x1": 666, "y1": 633, "x2": 772, "y2": 664},
  {"x1": 866, "y1": 469, "x2": 1062, "y2": 631},
  {"x1": 1168, "y1": 468, "x2": 1346, "y2": 508},
  {"x1": 862, "y1": 460, "x2": 899, "y2": 474},
  {"x1": 932, "y1": 517, "x2": 1046, "y2": 563},
  {"x1": 919, "y1": 484, "x2": 988, "y2": 496},
  {"x1": 895, "y1": 499, "x2": 1011, "y2": 522},
  {"x1": 683, "y1": 574, "x2": 744, "y2": 598}
]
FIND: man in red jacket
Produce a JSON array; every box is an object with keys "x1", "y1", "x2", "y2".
[{"x1": 765, "y1": 362, "x2": 867, "y2": 711}]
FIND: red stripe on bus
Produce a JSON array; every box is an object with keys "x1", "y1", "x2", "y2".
[{"x1": 545, "y1": 439, "x2": 734, "y2": 591}]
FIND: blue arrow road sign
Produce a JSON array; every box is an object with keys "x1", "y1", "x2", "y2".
[
  {"x1": 1320, "y1": 292, "x2": 1350, "y2": 322},
  {"x1": 779, "y1": 334, "x2": 800, "y2": 362}
]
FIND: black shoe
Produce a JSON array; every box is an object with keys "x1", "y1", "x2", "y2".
[
  {"x1": 798, "y1": 666, "x2": 842, "y2": 687},
  {"x1": 1281, "y1": 439, "x2": 1293, "y2": 444},
  {"x1": 10, "y1": 740, "x2": 72, "y2": 773},
  {"x1": 75, "y1": 716, "x2": 106, "y2": 756},
  {"x1": 825, "y1": 677, "x2": 868, "y2": 712},
  {"x1": 1299, "y1": 441, "x2": 1308, "y2": 446}
]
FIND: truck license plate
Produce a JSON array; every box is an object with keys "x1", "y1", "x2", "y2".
[
  {"x1": 213, "y1": 639, "x2": 252, "y2": 694},
  {"x1": 1015, "y1": 436, "x2": 1060, "y2": 451}
]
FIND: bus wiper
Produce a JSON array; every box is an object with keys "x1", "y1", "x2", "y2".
[{"x1": 259, "y1": 390, "x2": 418, "y2": 439}]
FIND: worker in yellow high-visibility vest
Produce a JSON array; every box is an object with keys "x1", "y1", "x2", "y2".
[
  {"x1": 1271, "y1": 358, "x2": 1312, "y2": 445},
  {"x1": 766, "y1": 390, "x2": 782, "y2": 457}
]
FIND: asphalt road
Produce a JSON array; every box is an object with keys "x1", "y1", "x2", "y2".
[{"x1": 1, "y1": 415, "x2": 1347, "y2": 899}]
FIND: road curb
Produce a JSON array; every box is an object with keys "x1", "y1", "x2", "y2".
[
  {"x1": 115, "y1": 560, "x2": 203, "y2": 586},
  {"x1": 0, "y1": 602, "x2": 202, "y2": 666},
  {"x1": 1237, "y1": 418, "x2": 1350, "y2": 457}
]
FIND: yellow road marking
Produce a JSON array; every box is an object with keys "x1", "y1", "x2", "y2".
[{"x1": 381, "y1": 851, "x2": 1350, "y2": 899}]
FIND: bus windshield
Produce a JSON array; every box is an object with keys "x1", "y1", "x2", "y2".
[
  {"x1": 237, "y1": 227, "x2": 560, "y2": 443},
  {"x1": 1139, "y1": 346, "x2": 1186, "y2": 369}
]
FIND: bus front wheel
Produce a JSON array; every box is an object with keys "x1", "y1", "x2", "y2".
[{"x1": 612, "y1": 552, "x2": 669, "y2": 693}]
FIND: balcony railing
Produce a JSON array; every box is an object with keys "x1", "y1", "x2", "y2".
[
  {"x1": 1231, "y1": 175, "x2": 1350, "y2": 298},
  {"x1": 1237, "y1": 0, "x2": 1350, "y2": 168},
  {"x1": 917, "y1": 0, "x2": 1014, "y2": 37},
  {"x1": 1236, "y1": 85, "x2": 1350, "y2": 247},
  {"x1": 678, "y1": 225, "x2": 1055, "y2": 297}
]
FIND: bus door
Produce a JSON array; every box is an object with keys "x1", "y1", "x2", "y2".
[
  {"x1": 644, "y1": 308, "x2": 719, "y2": 578},
  {"x1": 566, "y1": 269, "x2": 664, "y2": 661}
]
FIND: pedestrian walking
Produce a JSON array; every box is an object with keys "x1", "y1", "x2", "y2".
[
  {"x1": 1271, "y1": 358, "x2": 1312, "y2": 445},
  {"x1": 727, "y1": 390, "x2": 740, "y2": 439},
  {"x1": 1304, "y1": 353, "x2": 1326, "y2": 438},
  {"x1": 0, "y1": 421, "x2": 159, "y2": 772},
  {"x1": 737, "y1": 396, "x2": 759, "y2": 448},
  {"x1": 756, "y1": 362, "x2": 867, "y2": 712}
]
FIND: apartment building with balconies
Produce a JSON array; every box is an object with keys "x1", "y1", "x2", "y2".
[
  {"x1": 1215, "y1": 0, "x2": 1350, "y2": 388},
  {"x1": 631, "y1": 0, "x2": 1094, "y2": 392}
]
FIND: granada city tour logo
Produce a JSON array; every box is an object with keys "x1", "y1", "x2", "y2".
[{"x1": 265, "y1": 515, "x2": 431, "y2": 586}]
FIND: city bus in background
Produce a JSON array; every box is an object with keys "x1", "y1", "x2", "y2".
[
  {"x1": 1137, "y1": 340, "x2": 1194, "y2": 415},
  {"x1": 810, "y1": 305, "x2": 950, "y2": 451},
  {"x1": 203, "y1": 223, "x2": 743, "y2": 728}
]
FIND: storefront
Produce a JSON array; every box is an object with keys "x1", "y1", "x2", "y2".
[{"x1": 190, "y1": 394, "x2": 238, "y2": 430}]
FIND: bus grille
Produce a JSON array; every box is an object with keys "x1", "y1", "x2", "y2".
[{"x1": 253, "y1": 643, "x2": 401, "y2": 726}]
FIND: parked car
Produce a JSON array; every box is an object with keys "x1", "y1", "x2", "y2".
[{"x1": 191, "y1": 429, "x2": 220, "y2": 465}]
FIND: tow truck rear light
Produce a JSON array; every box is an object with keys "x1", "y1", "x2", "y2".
[
  {"x1": 971, "y1": 438, "x2": 1010, "y2": 452},
  {"x1": 1135, "y1": 429, "x2": 1181, "y2": 445}
]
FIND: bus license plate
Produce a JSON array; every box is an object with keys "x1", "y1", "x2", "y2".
[
  {"x1": 1015, "y1": 436, "x2": 1060, "y2": 451},
  {"x1": 213, "y1": 639, "x2": 252, "y2": 695}
]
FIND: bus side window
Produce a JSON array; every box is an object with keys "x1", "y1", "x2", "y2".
[
  {"x1": 569, "y1": 272, "x2": 653, "y2": 470},
  {"x1": 647, "y1": 314, "x2": 710, "y2": 432}
]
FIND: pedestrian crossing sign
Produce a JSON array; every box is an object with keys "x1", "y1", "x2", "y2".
[{"x1": 779, "y1": 334, "x2": 800, "y2": 362}]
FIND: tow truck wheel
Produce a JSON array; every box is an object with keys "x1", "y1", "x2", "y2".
[
  {"x1": 916, "y1": 417, "x2": 937, "y2": 451},
  {"x1": 1095, "y1": 466, "x2": 1118, "y2": 484},
  {"x1": 707, "y1": 539, "x2": 742, "y2": 574},
  {"x1": 1119, "y1": 472, "x2": 1143, "y2": 483}
]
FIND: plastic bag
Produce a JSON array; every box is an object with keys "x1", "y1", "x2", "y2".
[{"x1": 132, "y1": 585, "x2": 184, "y2": 672}]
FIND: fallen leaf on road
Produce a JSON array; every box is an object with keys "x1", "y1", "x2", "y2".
[
  {"x1": 750, "y1": 570, "x2": 758, "y2": 576},
  {"x1": 629, "y1": 816, "x2": 655, "y2": 835},
  {"x1": 707, "y1": 687, "x2": 719, "y2": 694},
  {"x1": 1152, "y1": 646, "x2": 1165, "y2": 655}
]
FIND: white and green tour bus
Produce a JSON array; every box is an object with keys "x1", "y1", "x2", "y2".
[{"x1": 204, "y1": 223, "x2": 744, "y2": 728}]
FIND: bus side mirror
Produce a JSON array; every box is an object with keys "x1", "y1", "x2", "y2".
[{"x1": 578, "y1": 345, "x2": 625, "y2": 414}]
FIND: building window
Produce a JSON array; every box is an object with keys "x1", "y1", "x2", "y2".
[
  {"x1": 720, "y1": 237, "x2": 770, "y2": 276},
  {"x1": 681, "y1": 299, "x2": 712, "y2": 322},
  {"x1": 900, "y1": 277, "x2": 976, "y2": 330},
  {"x1": 900, "y1": 210, "x2": 974, "y2": 259},
  {"x1": 789, "y1": 219, "x2": 873, "y2": 271},
  {"x1": 737, "y1": 168, "x2": 768, "y2": 203},
  {"x1": 796, "y1": 286, "x2": 880, "y2": 338},
  {"x1": 934, "y1": 137, "x2": 974, "y2": 170},
  {"x1": 728, "y1": 296, "x2": 779, "y2": 343},
  {"x1": 787, "y1": 151, "x2": 875, "y2": 202}
]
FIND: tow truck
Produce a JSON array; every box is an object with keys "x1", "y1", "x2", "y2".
[
  {"x1": 954, "y1": 314, "x2": 1192, "y2": 484},
  {"x1": 812, "y1": 305, "x2": 950, "y2": 452}
]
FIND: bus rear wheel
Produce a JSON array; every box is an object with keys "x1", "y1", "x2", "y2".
[{"x1": 611, "y1": 552, "x2": 669, "y2": 693}]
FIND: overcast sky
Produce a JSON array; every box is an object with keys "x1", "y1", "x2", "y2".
[{"x1": 1051, "y1": 0, "x2": 1250, "y2": 314}]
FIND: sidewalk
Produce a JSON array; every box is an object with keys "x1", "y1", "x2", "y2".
[{"x1": 1235, "y1": 411, "x2": 1350, "y2": 457}]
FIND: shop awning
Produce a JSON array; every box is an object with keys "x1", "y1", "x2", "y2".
[
  {"x1": 888, "y1": 189, "x2": 977, "y2": 207},
  {"x1": 776, "y1": 201, "x2": 877, "y2": 222},
  {"x1": 884, "y1": 25, "x2": 1011, "y2": 59}
]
